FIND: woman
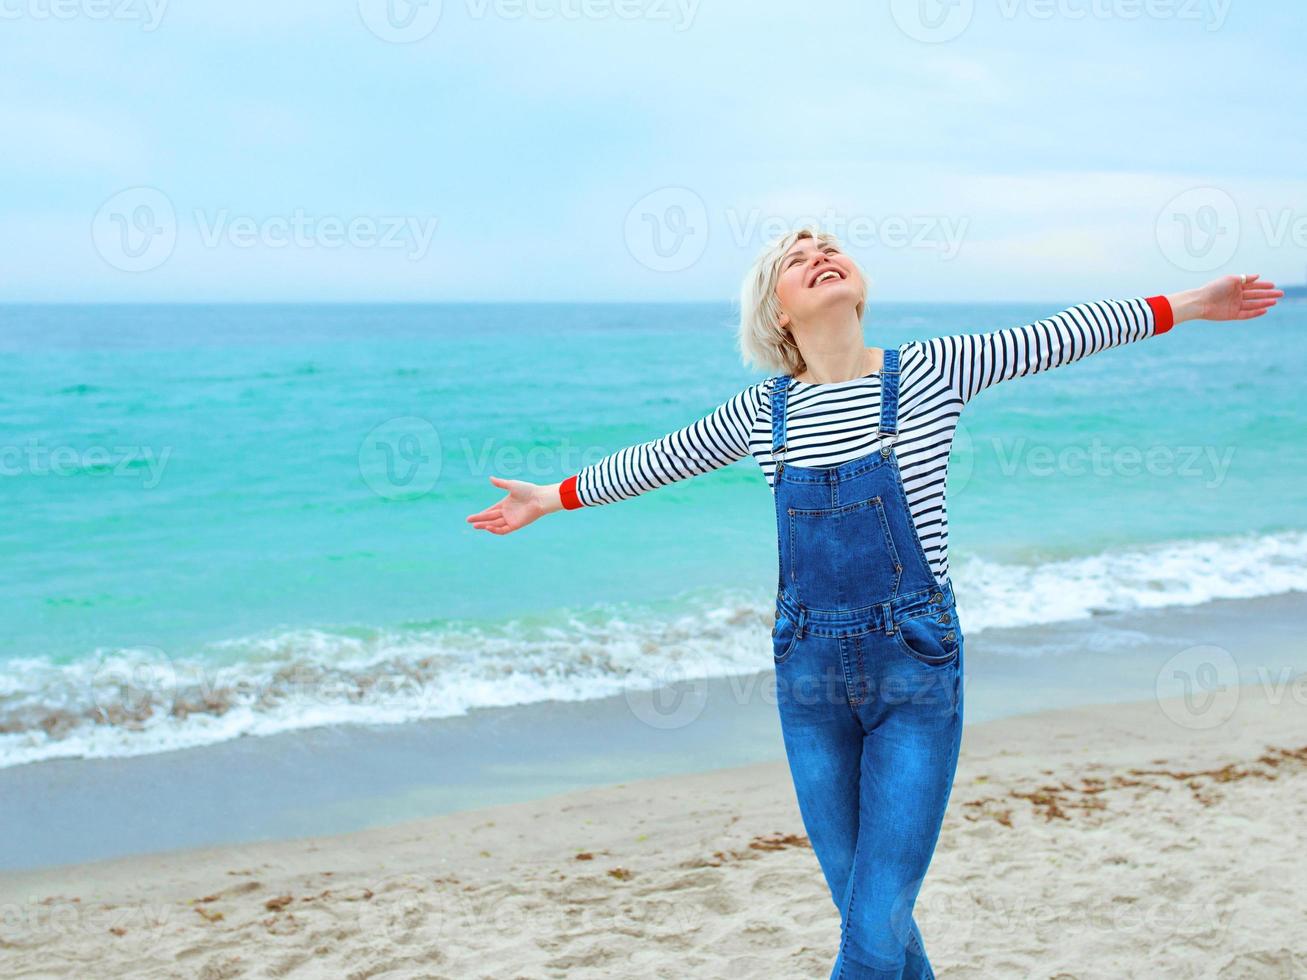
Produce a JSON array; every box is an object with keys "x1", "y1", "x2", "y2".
[{"x1": 465, "y1": 228, "x2": 1281, "y2": 978}]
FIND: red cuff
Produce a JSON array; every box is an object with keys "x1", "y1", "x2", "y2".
[
  {"x1": 559, "y1": 474, "x2": 583, "y2": 510},
  {"x1": 1145, "y1": 295, "x2": 1174, "y2": 335}
]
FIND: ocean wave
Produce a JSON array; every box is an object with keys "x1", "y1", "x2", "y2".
[
  {"x1": 1, "y1": 529, "x2": 1303, "y2": 769},
  {"x1": 953, "y1": 529, "x2": 1307, "y2": 631},
  {"x1": 0, "y1": 593, "x2": 773, "y2": 770}
]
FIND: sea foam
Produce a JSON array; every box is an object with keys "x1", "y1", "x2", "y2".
[{"x1": 1, "y1": 529, "x2": 1302, "y2": 769}]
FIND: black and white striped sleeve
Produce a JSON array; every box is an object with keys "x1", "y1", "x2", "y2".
[
  {"x1": 919, "y1": 296, "x2": 1173, "y2": 405},
  {"x1": 559, "y1": 382, "x2": 765, "y2": 508}
]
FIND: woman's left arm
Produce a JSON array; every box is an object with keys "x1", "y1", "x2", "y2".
[{"x1": 927, "y1": 274, "x2": 1283, "y2": 405}]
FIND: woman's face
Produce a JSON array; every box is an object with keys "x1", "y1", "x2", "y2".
[{"x1": 774, "y1": 237, "x2": 863, "y2": 331}]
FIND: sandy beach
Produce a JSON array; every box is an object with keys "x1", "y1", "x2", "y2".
[{"x1": 3, "y1": 674, "x2": 1305, "y2": 979}]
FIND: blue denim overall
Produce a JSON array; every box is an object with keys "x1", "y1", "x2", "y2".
[{"x1": 769, "y1": 347, "x2": 964, "y2": 980}]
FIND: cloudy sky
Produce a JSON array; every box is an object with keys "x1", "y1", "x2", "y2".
[{"x1": 2, "y1": 0, "x2": 1303, "y2": 302}]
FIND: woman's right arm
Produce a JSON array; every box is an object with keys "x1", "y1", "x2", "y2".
[{"x1": 466, "y1": 382, "x2": 764, "y2": 534}]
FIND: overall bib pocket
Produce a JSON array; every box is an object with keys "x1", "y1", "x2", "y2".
[
  {"x1": 891, "y1": 603, "x2": 960, "y2": 667},
  {"x1": 787, "y1": 495, "x2": 902, "y2": 608},
  {"x1": 771, "y1": 608, "x2": 802, "y2": 665}
]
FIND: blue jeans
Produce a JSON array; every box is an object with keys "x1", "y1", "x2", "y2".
[{"x1": 772, "y1": 593, "x2": 965, "y2": 979}]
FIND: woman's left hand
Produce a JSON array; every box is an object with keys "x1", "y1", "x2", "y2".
[{"x1": 1184, "y1": 274, "x2": 1285, "y2": 323}]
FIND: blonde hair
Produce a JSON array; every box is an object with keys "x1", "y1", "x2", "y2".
[{"x1": 736, "y1": 226, "x2": 868, "y2": 376}]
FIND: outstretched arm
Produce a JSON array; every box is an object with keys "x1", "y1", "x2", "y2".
[
  {"x1": 925, "y1": 275, "x2": 1281, "y2": 406},
  {"x1": 465, "y1": 382, "x2": 763, "y2": 534}
]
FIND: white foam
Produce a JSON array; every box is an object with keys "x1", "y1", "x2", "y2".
[
  {"x1": 1, "y1": 530, "x2": 1303, "y2": 769},
  {"x1": 953, "y1": 529, "x2": 1307, "y2": 631}
]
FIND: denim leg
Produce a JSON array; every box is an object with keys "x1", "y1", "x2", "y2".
[
  {"x1": 775, "y1": 638, "x2": 864, "y2": 907},
  {"x1": 901, "y1": 916, "x2": 935, "y2": 979},
  {"x1": 833, "y1": 648, "x2": 963, "y2": 978},
  {"x1": 828, "y1": 916, "x2": 933, "y2": 980}
]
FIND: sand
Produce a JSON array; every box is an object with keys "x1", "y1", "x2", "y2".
[{"x1": 2, "y1": 679, "x2": 1305, "y2": 979}]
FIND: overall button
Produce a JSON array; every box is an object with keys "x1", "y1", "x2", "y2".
[
  {"x1": 938, "y1": 611, "x2": 951, "y2": 624},
  {"x1": 932, "y1": 592, "x2": 943, "y2": 603}
]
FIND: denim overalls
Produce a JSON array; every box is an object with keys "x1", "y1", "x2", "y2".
[{"x1": 769, "y1": 347, "x2": 964, "y2": 980}]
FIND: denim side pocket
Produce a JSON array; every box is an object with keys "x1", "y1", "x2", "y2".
[
  {"x1": 891, "y1": 605, "x2": 959, "y2": 667},
  {"x1": 771, "y1": 610, "x2": 801, "y2": 665}
]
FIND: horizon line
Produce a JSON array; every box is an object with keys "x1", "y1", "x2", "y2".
[{"x1": 0, "y1": 296, "x2": 1198, "y2": 308}]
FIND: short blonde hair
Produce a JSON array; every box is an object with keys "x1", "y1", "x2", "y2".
[{"x1": 736, "y1": 227, "x2": 868, "y2": 376}]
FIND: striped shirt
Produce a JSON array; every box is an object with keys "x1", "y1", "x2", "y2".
[{"x1": 559, "y1": 296, "x2": 1175, "y2": 588}]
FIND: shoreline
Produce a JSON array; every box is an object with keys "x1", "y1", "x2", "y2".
[
  {"x1": 2, "y1": 590, "x2": 1304, "y2": 874},
  {"x1": 2, "y1": 681, "x2": 1304, "y2": 977},
  {"x1": 6, "y1": 531, "x2": 1305, "y2": 773}
]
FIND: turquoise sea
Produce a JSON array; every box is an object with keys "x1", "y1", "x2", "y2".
[{"x1": 2, "y1": 301, "x2": 1305, "y2": 769}]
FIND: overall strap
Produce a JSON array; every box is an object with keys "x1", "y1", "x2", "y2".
[
  {"x1": 770, "y1": 376, "x2": 791, "y2": 463},
  {"x1": 877, "y1": 346, "x2": 901, "y2": 451}
]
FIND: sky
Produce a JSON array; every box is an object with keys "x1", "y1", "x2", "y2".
[{"x1": 1, "y1": 0, "x2": 1304, "y2": 302}]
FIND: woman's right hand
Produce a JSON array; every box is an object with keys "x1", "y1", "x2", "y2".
[
  {"x1": 1169, "y1": 274, "x2": 1283, "y2": 324},
  {"x1": 465, "y1": 476, "x2": 562, "y2": 535}
]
